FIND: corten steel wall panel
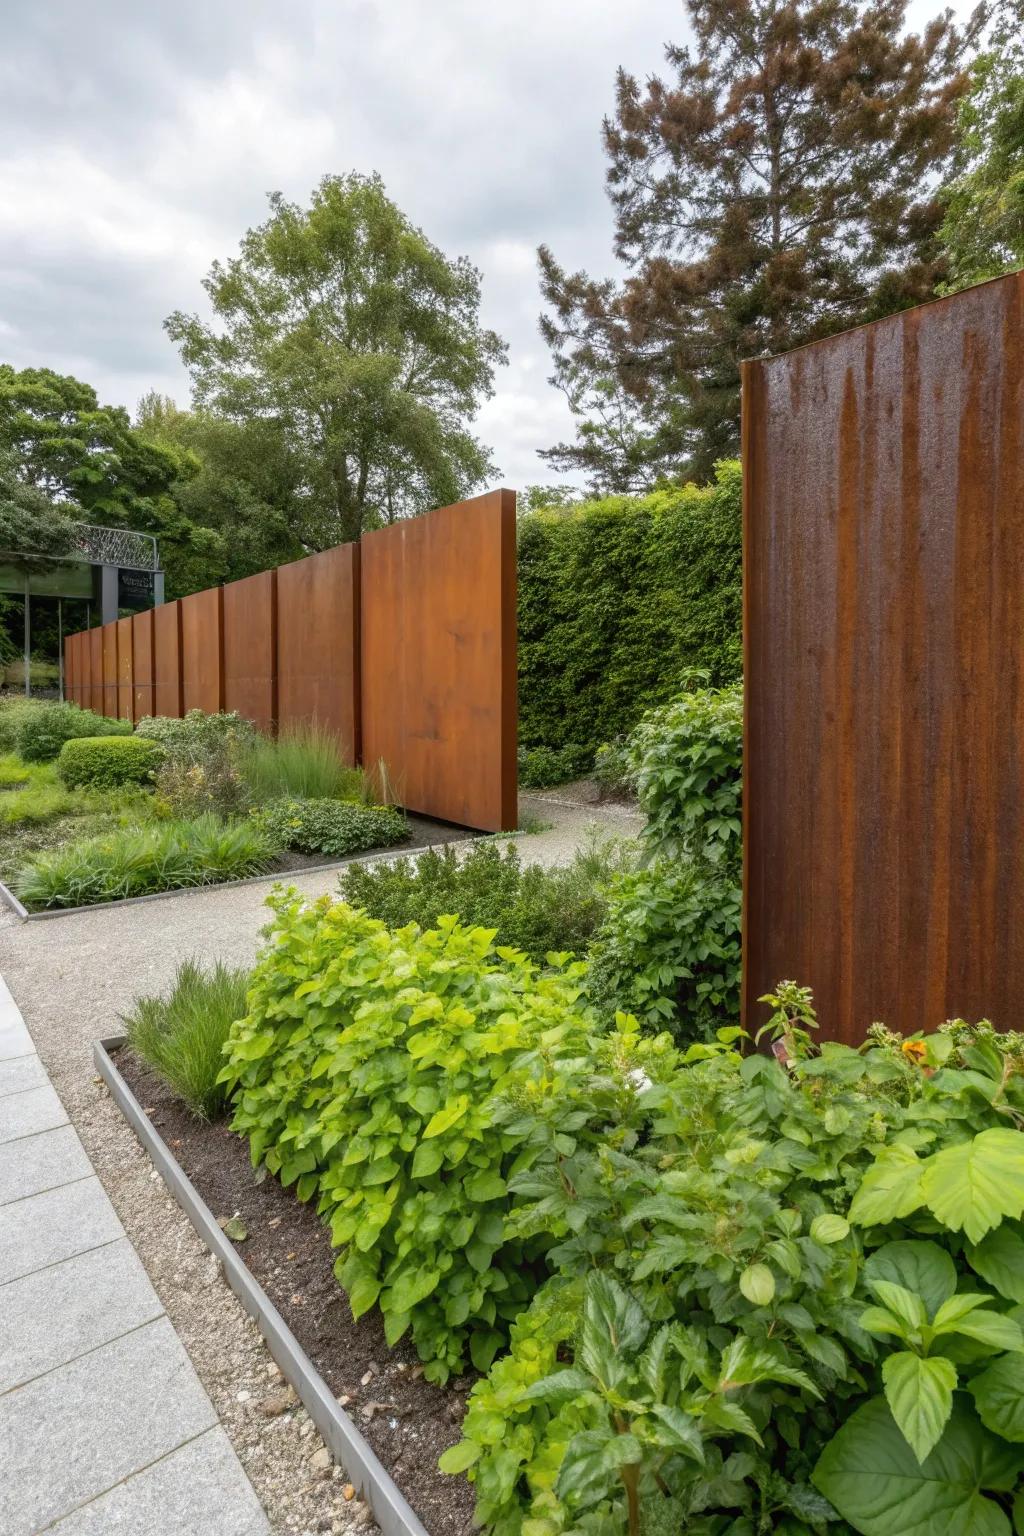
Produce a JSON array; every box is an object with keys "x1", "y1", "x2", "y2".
[
  {"x1": 360, "y1": 490, "x2": 518, "y2": 832},
  {"x1": 222, "y1": 570, "x2": 276, "y2": 733},
  {"x1": 101, "y1": 624, "x2": 118, "y2": 719},
  {"x1": 63, "y1": 633, "x2": 77, "y2": 705},
  {"x1": 115, "y1": 617, "x2": 134, "y2": 720},
  {"x1": 153, "y1": 602, "x2": 183, "y2": 719},
  {"x1": 180, "y1": 587, "x2": 224, "y2": 716},
  {"x1": 131, "y1": 610, "x2": 155, "y2": 721},
  {"x1": 80, "y1": 631, "x2": 93, "y2": 710},
  {"x1": 89, "y1": 628, "x2": 104, "y2": 714},
  {"x1": 743, "y1": 271, "x2": 1024, "y2": 1045},
  {"x1": 277, "y1": 546, "x2": 360, "y2": 761}
]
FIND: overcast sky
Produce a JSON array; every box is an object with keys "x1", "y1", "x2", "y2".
[{"x1": 0, "y1": 0, "x2": 968, "y2": 494}]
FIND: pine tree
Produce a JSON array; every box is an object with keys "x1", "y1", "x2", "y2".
[{"x1": 539, "y1": 0, "x2": 981, "y2": 488}]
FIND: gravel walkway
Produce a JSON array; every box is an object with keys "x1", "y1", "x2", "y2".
[{"x1": 0, "y1": 795, "x2": 642, "y2": 1536}]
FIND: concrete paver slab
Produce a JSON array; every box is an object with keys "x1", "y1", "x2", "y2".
[
  {"x1": 0, "y1": 1237, "x2": 164, "y2": 1393},
  {"x1": 0, "y1": 1175, "x2": 122, "y2": 1285},
  {"x1": 0, "y1": 1316, "x2": 218, "y2": 1536},
  {"x1": 0, "y1": 1017, "x2": 34, "y2": 1062},
  {"x1": 0, "y1": 1126, "x2": 92, "y2": 1207},
  {"x1": 46, "y1": 1427, "x2": 271, "y2": 1535},
  {"x1": 0, "y1": 1082, "x2": 68, "y2": 1145},
  {"x1": 0, "y1": 1056, "x2": 47, "y2": 1099}
]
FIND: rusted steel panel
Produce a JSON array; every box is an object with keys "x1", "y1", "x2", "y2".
[
  {"x1": 115, "y1": 617, "x2": 134, "y2": 721},
  {"x1": 743, "y1": 271, "x2": 1024, "y2": 1044},
  {"x1": 132, "y1": 610, "x2": 155, "y2": 722},
  {"x1": 89, "y1": 628, "x2": 104, "y2": 714},
  {"x1": 360, "y1": 490, "x2": 518, "y2": 832},
  {"x1": 277, "y1": 546, "x2": 360, "y2": 761},
  {"x1": 180, "y1": 588, "x2": 224, "y2": 716},
  {"x1": 153, "y1": 602, "x2": 183, "y2": 719},
  {"x1": 101, "y1": 623, "x2": 118, "y2": 719},
  {"x1": 63, "y1": 633, "x2": 78, "y2": 705},
  {"x1": 223, "y1": 570, "x2": 276, "y2": 733}
]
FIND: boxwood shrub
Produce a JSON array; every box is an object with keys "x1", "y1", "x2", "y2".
[
  {"x1": 17, "y1": 702, "x2": 132, "y2": 763},
  {"x1": 256, "y1": 796, "x2": 407, "y2": 858},
  {"x1": 58, "y1": 734, "x2": 164, "y2": 790}
]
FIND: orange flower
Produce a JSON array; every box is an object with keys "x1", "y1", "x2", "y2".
[{"x1": 901, "y1": 1039, "x2": 927, "y2": 1062}]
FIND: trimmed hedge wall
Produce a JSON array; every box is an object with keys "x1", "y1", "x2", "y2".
[
  {"x1": 57, "y1": 734, "x2": 164, "y2": 790},
  {"x1": 517, "y1": 460, "x2": 742, "y2": 756}
]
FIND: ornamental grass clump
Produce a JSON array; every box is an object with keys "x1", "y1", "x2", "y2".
[
  {"x1": 220, "y1": 894, "x2": 598, "y2": 1381},
  {"x1": 15, "y1": 814, "x2": 275, "y2": 909},
  {"x1": 241, "y1": 720, "x2": 372, "y2": 802},
  {"x1": 125, "y1": 958, "x2": 251, "y2": 1120}
]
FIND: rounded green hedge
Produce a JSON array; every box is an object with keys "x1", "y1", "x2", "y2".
[
  {"x1": 17, "y1": 702, "x2": 132, "y2": 763},
  {"x1": 57, "y1": 734, "x2": 164, "y2": 790}
]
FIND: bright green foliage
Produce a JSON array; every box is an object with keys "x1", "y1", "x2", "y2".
[
  {"x1": 586, "y1": 678, "x2": 742, "y2": 1036},
  {"x1": 220, "y1": 897, "x2": 596, "y2": 1380},
  {"x1": 517, "y1": 744, "x2": 595, "y2": 790},
  {"x1": 240, "y1": 722, "x2": 372, "y2": 802},
  {"x1": 58, "y1": 735, "x2": 164, "y2": 790},
  {"x1": 255, "y1": 798, "x2": 407, "y2": 859},
  {"x1": 14, "y1": 814, "x2": 275, "y2": 909},
  {"x1": 0, "y1": 697, "x2": 47, "y2": 753},
  {"x1": 0, "y1": 757, "x2": 78, "y2": 827},
  {"x1": 447, "y1": 1014, "x2": 1024, "y2": 1536},
  {"x1": 517, "y1": 462, "x2": 741, "y2": 757},
  {"x1": 125, "y1": 958, "x2": 251, "y2": 1120},
  {"x1": 17, "y1": 702, "x2": 132, "y2": 763},
  {"x1": 166, "y1": 173, "x2": 506, "y2": 548},
  {"x1": 940, "y1": 0, "x2": 1024, "y2": 292},
  {"x1": 337, "y1": 838, "x2": 629, "y2": 965}
]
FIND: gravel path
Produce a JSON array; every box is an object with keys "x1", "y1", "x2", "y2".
[{"x1": 0, "y1": 795, "x2": 642, "y2": 1536}]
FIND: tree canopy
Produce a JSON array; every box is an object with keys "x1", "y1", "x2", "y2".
[
  {"x1": 539, "y1": 0, "x2": 981, "y2": 490},
  {"x1": 939, "y1": 0, "x2": 1024, "y2": 291},
  {"x1": 166, "y1": 173, "x2": 508, "y2": 547}
]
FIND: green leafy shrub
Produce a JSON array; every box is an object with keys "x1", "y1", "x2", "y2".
[
  {"x1": 134, "y1": 709, "x2": 257, "y2": 756},
  {"x1": 0, "y1": 696, "x2": 48, "y2": 752},
  {"x1": 517, "y1": 743, "x2": 594, "y2": 789},
  {"x1": 447, "y1": 1006, "x2": 1024, "y2": 1536},
  {"x1": 124, "y1": 958, "x2": 251, "y2": 1120},
  {"x1": 58, "y1": 734, "x2": 164, "y2": 790},
  {"x1": 588, "y1": 678, "x2": 742, "y2": 1037},
  {"x1": 241, "y1": 721, "x2": 372, "y2": 802},
  {"x1": 586, "y1": 858, "x2": 740, "y2": 1034},
  {"x1": 17, "y1": 702, "x2": 132, "y2": 763},
  {"x1": 517, "y1": 460, "x2": 741, "y2": 756},
  {"x1": 14, "y1": 813, "x2": 275, "y2": 909},
  {"x1": 256, "y1": 797, "x2": 407, "y2": 858},
  {"x1": 221, "y1": 898, "x2": 597, "y2": 1381},
  {"x1": 338, "y1": 837, "x2": 630, "y2": 965}
]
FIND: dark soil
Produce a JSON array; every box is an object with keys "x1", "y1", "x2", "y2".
[
  {"x1": 116, "y1": 1051, "x2": 477, "y2": 1536},
  {"x1": 270, "y1": 814, "x2": 474, "y2": 876}
]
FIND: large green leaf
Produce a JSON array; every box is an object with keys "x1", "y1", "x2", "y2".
[
  {"x1": 882, "y1": 1352, "x2": 956, "y2": 1463},
  {"x1": 556, "y1": 1429, "x2": 642, "y2": 1508},
  {"x1": 812, "y1": 1398, "x2": 1024, "y2": 1536},
  {"x1": 866, "y1": 1241, "x2": 958, "y2": 1320},
  {"x1": 579, "y1": 1273, "x2": 649, "y2": 1388},
  {"x1": 968, "y1": 1225, "x2": 1024, "y2": 1305},
  {"x1": 921, "y1": 1130, "x2": 1024, "y2": 1245},
  {"x1": 970, "y1": 1354, "x2": 1024, "y2": 1442},
  {"x1": 849, "y1": 1146, "x2": 925, "y2": 1229}
]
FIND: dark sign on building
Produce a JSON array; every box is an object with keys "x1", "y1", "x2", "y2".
[{"x1": 117, "y1": 568, "x2": 155, "y2": 611}]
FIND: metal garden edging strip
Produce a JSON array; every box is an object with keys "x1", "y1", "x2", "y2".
[
  {"x1": 94, "y1": 1034, "x2": 430, "y2": 1536},
  {"x1": 0, "y1": 831, "x2": 496, "y2": 922}
]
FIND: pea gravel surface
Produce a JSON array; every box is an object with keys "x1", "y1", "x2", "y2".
[{"x1": 0, "y1": 795, "x2": 642, "y2": 1536}]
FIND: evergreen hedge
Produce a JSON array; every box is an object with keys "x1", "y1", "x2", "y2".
[{"x1": 516, "y1": 460, "x2": 742, "y2": 757}]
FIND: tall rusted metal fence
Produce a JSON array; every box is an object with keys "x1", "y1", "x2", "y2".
[
  {"x1": 743, "y1": 270, "x2": 1024, "y2": 1043},
  {"x1": 65, "y1": 491, "x2": 517, "y2": 832}
]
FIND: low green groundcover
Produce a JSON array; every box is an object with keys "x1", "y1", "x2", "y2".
[{"x1": 256, "y1": 796, "x2": 407, "y2": 858}]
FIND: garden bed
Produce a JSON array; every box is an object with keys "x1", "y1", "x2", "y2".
[{"x1": 103, "y1": 1041, "x2": 475, "y2": 1536}]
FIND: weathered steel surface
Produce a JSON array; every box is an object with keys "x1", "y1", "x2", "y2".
[
  {"x1": 153, "y1": 602, "x2": 183, "y2": 719},
  {"x1": 223, "y1": 570, "x2": 276, "y2": 734},
  {"x1": 101, "y1": 623, "x2": 119, "y2": 719},
  {"x1": 115, "y1": 617, "x2": 134, "y2": 721},
  {"x1": 88, "y1": 628, "x2": 103, "y2": 714},
  {"x1": 277, "y1": 546, "x2": 360, "y2": 761},
  {"x1": 743, "y1": 271, "x2": 1024, "y2": 1044},
  {"x1": 180, "y1": 588, "x2": 223, "y2": 716},
  {"x1": 361, "y1": 490, "x2": 518, "y2": 832},
  {"x1": 64, "y1": 632, "x2": 79, "y2": 705},
  {"x1": 131, "y1": 610, "x2": 155, "y2": 722}
]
